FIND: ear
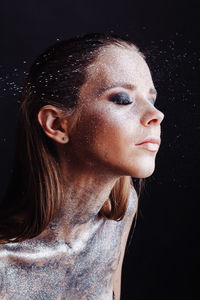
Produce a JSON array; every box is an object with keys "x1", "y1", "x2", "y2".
[{"x1": 37, "y1": 105, "x2": 69, "y2": 144}]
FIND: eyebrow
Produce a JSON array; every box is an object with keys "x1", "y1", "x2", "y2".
[{"x1": 96, "y1": 82, "x2": 157, "y2": 98}]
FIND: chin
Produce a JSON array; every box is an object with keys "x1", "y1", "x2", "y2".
[
  {"x1": 125, "y1": 158, "x2": 156, "y2": 178},
  {"x1": 134, "y1": 167, "x2": 155, "y2": 178}
]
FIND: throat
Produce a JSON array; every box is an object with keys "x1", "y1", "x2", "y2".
[
  {"x1": 35, "y1": 172, "x2": 119, "y2": 246},
  {"x1": 34, "y1": 212, "x2": 105, "y2": 253}
]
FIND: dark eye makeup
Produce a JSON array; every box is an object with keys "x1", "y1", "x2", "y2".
[
  {"x1": 109, "y1": 92, "x2": 133, "y2": 105},
  {"x1": 109, "y1": 92, "x2": 156, "y2": 106}
]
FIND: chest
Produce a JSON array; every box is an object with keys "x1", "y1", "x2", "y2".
[{"x1": 0, "y1": 219, "x2": 124, "y2": 300}]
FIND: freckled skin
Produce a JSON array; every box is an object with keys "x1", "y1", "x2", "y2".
[
  {"x1": 0, "y1": 46, "x2": 164, "y2": 299},
  {"x1": 66, "y1": 46, "x2": 164, "y2": 179}
]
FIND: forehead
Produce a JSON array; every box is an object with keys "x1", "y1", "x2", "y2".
[{"x1": 85, "y1": 45, "x2": 153, "y2": 89}]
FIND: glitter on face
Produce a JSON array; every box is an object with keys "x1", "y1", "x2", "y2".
[{"x1": 1, "y1": 31, "x2": 198, "y2": 298}]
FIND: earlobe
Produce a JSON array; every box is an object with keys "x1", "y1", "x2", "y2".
[
  {"x1": 37, "y1": 105, "x2": 69, "y2": 144},
  {"x1": 62, "y1": 136, "x2": 69, "y2": 142}
]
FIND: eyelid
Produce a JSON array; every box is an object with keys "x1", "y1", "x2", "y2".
[
  {"x1": 103, "y1": 87, "x2": 134, "y2": 97},
  {"x1": 105, "y1": 89, "x2": 157, "y2": 107},
  {"x1": 108, "y1": 91, "x2": 133, "y2": 105}
]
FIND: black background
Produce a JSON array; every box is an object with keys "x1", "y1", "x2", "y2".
[{"x1": 0, "y1": 1, "x2": 199, "y2": 299}]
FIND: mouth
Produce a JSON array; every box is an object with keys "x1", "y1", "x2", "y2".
[{"x1": 135, "y1": 137, "x2": 161, "y2": 152}]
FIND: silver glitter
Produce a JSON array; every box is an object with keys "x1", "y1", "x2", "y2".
[{"x1": 0, "y1": 188, "x2": 138, "y2": 300}]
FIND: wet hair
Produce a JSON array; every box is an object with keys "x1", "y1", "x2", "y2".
[{"x1": 0, "y1": 32, "x2": 144, "y2": 243}]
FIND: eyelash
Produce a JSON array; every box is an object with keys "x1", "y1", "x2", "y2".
[
  {"x1": 109, "y1": 92, "x2": 133, "y2": 105},
  {"x1": 109, "y1": 92, "x2": 156, "y2": 106}
]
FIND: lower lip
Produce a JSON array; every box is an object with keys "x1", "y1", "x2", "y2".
[{"x1": 136, "y1": 142, "x2": 159, "y2": 152}]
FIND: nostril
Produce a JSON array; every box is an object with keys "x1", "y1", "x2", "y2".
[
  {"x1": 141, "y1": 108, "x2": 164, "y2": 127},
  {"x1": 147, "y1": 118, "x2": 159, "y2": 126}
]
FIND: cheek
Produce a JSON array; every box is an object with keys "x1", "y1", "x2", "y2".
[
  {"x1": 69, "y1": 103, "x2": 145, "y2": 173},
  {"x1": 88, "y1": 111, "x2": 137, "y2": 161},
  {"x1": 69, "y1": 106, "x2": 157, "y2": 178},
  {"x1": 71, "y1": 108, "x2": 133, "y2": 158}
]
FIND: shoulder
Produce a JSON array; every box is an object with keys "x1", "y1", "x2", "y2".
[
  {"x1": 112, "y1": 184, "x2": 138, "y2": 299},
  {"x1": 0, "y1": 245, "x2": 7, "y2": 297},
  {"x1": 113, "y1": 184, "x2": 138, "y2": 249},
  {"x1": 115, "y1": 184, "x2": 138, "y2": 258},
  {"x1": 123, "y1": 184, "x2": 138, "y2": 221},
  {"x1": 112, "y1": 184, "x2": 138, "y2": 235}
]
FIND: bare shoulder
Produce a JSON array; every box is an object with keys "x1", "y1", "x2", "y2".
[
  {"x1": 112, "y1": 184, "x2": 138, "y2": 240},
  {"x1": 112, "y1": 185, "x2": 138, "y2": 299},
  {"x1": 119, "y1": 184, "x2": 138, "y2": 252},
  {"x1": 0, "y1": 222, "x2": 121, "y2": 299},
  {"x1": 0, "y1": 245, "x2": 7, "y2": 298},
  {"x1": 112, "y1": 184, "x2": 138, "y2": 261},
  {"x1": 122, "y1": 184, "x2": 138, "y2": 223},
  {"x1": 0, "y1": 188, "x2": 138, "y2": 300}
]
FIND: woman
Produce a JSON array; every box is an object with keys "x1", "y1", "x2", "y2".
[{"x1": 0, "y1": 33, "x2": 164, "y2": 299}]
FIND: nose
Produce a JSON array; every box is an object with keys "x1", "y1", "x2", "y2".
[{"x1": 140, "y1": 106, "x2": 164, "y2": 127}]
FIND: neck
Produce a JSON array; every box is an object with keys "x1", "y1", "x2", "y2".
[{"x1": 37, "y1": 164, "x2": 120, "y2": 246}]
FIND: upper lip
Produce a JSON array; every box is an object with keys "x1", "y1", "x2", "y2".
[{"x1": 136, "y1": 136, "x2": 161, "y2": 146}]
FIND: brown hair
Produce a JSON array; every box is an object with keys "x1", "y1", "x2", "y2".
[{"x1": 0, "y1": 33, "x2": 144, "y2": 243}]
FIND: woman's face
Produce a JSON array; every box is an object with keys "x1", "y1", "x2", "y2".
[{"x1": 68, "y1": 45, "x2": 164, "y2": 178}]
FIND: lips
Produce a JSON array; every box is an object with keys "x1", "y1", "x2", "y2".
[
  {"x1": 136, "y1": 137, "x2": 161, "y2": 146},
  {"x1": 136, "y1": 137, "x2": 161, "y2": 152}
]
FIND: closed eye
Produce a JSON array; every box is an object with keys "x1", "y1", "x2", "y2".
[{"x1": 109, "y1": 92, "x2": 133, "y2": 105}]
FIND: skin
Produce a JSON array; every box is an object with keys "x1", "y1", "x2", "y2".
[{"x1": 0, "y1": 45, "x2": 164, "y2": 300}]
